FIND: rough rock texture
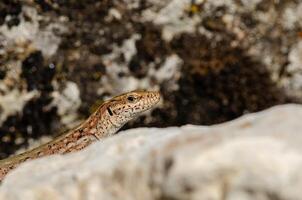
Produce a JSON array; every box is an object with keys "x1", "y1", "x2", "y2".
[
  {"x1": 0, "y1": 0, "x2": 301, "y2": 158},
  {"x1": 1, "y1": 104, "x2": 302, "y2": 200}
]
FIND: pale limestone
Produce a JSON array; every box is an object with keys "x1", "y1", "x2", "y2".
[{"x1": 1, "y1": 104, "x2": 302, "y2": 200}]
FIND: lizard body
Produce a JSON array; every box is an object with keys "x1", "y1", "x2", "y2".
[{"x1": 0, "y1": 90, "x2": 160, "y2": 181}]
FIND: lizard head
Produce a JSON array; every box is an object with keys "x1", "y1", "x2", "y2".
[{"x1": 105, "y1": 90, "x2": 161, "y2": 126}]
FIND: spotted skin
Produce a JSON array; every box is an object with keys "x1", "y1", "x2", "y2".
[{"x1": 0, "y1": 90, "x2": 160, "y2": 181}]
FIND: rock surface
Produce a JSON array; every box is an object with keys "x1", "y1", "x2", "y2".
[
  {"x1": 2, "y1": 0, "x2": 301, "y2": 158},
  {"x1": 1, "y1": 104, "x2": 302, "y2": 200}
]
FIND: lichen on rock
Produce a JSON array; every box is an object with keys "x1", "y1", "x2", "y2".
[{"x1": 0, "y1": 0, "x2": 301, "y2": 159}]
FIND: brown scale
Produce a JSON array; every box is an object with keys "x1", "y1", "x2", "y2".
[{"x1": 0, "y1": 90, "x2": 160, "y2": 181}]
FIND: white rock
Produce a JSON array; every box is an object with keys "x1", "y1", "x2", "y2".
[
  {"x1": 0, "y1": 89, "x2": 39, "y2": 125},
  {"x1": 51, "y1": 81, "x2": 81, "y2": 127},
  {"x1": 1, "y1": 104, "x2": 302, "y2": 200},
  {"x1": 142, "y1": 0, "x2": 201, "y2": 41},
  {"x1": 0, "y1": 6, "x2": 64, "y2": 58}
]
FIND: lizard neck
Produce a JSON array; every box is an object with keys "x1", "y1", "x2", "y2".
[
  {"x1": 77, "y1": 105, "x2": 123, "y2": 140},
  {"x1": 49, "y1": 105, "x2": 122, "y2": 153}
]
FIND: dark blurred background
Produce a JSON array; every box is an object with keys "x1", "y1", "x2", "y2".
[{"x1": 0, "y1": 0, "x2": 301, "y2": 159}]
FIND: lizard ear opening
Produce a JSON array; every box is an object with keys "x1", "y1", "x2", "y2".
[{"x1": 107, "y1": 107, "x2": 113, "y2": 116}]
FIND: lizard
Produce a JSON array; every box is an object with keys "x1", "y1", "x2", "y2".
[{"x1": 0, "y1": 90, "x2": 160, "y2": 181}]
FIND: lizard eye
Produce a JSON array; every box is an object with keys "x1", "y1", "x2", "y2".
[{"x1": 127, "y1": 95, "x2": 136, "y2": 102}]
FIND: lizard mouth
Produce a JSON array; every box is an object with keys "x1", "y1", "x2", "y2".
[{"x1": 129, "y1": 91, "x2": 160, "y2": 116}]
